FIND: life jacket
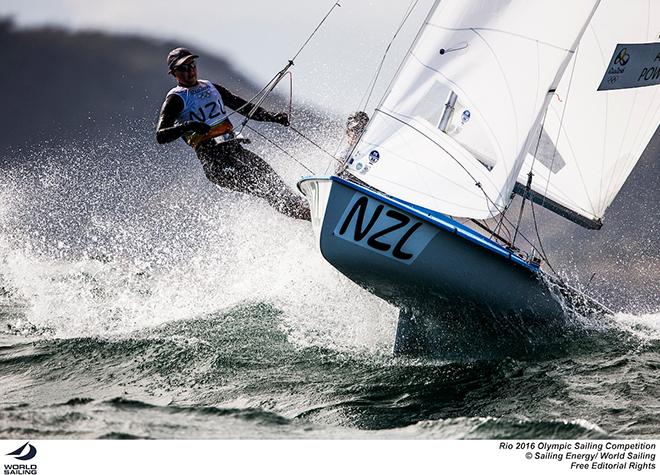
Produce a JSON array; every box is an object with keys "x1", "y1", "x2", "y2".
[{"x1": 167, "y1": 79, "x2": 236, "y2": 148}]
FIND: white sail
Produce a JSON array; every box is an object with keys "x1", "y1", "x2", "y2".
[
  {"x1": 518, "y1": 0, "x2": 660, "y2": 227},
  {"x1": 347, "y1": 0, "x2": 601, "y2": 219}
]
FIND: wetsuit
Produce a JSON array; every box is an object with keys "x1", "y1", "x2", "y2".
[{"x1": 156, "y1": 81, "x2": 310, "y2": 220}]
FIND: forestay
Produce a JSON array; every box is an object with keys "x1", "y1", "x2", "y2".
[
  {"x1": 518, "y1": 0, "x2": 660, "y2": 227},
  {"x1": 346, "y1": 0, "x2": 601, "y2": 219}
]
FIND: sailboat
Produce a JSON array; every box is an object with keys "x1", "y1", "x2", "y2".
[{"x1": 297, "y1": 0, "x2": 660, "y2": 355}]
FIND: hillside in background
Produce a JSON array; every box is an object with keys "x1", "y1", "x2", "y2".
[
  {"x1": 0, "y1": 19, "x2": 657, "y2": 310},
  {"x1": 0, "y1": 19, "x2": 269, "y2": 154}
]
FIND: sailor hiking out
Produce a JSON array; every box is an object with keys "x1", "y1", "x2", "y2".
[{"x1": 156, "y1": 47, "x2": 310, "y2": 220}]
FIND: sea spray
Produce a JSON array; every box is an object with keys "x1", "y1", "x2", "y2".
[{"x1": 0, "y1": 140, "x2": 395, "y2": 352}]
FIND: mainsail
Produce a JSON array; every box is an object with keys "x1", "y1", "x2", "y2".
[
  {"x1": 517, "y1": 0, "x2": 660, "y2": 229},
  {"x1": 347, "y1": 0, "x2": 601, "y2": 220}
]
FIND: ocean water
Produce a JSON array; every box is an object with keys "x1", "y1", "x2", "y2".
[{"x1": 0, "y1": 141, "x2": 658, "y2": 439}]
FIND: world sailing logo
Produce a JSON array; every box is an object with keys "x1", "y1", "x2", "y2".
[
  {"x1": 5, "y1": 443, "x2": 36, "y2": 462},
  {"x1": 4, "y1": 442, "x2": 37, "y2": 475}
]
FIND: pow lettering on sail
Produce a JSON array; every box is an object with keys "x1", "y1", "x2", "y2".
[{"x1": 598, "y1": 42, "x2": 660, "y2": 90}]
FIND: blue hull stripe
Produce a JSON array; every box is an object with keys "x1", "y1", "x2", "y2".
[{"x1": 323, "y1": 176, "x2": 540, "y2": 273}]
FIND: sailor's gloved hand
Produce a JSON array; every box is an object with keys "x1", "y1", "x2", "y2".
[
  {"x1": 272, "y1": 112, "x2": 290, "y2": 127},
  {"x1": 183, "y1": 121, "x2": 211, "y2": 134}
]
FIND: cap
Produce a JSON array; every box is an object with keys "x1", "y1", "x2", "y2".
[{"x1": 167, "y1": 47, "x2": 199, "y2": 71}]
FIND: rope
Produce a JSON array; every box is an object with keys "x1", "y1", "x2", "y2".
[
  {"x1": 224, "y1": 73, "x2": 282, "y2": 122},
  {"x1": 496, "y1": 205, "x2": 554, "y2": 269},
  {"x1": 494, "y1": 201, "x2": 512, "y2": 241},
  {"x1": 506, "y1": 102, "x2": 558, "y2": 274},
  {"x1": 511, "y1": 103, "x2": 550, "y2": 246},
  {"x1": 238, "y1": 61, "x2": 295, "y2": 132},
  {"x1": 244, "y1": 124, "x2": 315, "y2": 175}
]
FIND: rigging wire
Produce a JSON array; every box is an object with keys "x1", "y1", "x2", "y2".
[
  {"x1": 239, "y1": 62, "x2": 296, "y2": 132},
  {"x1": 494, "y1": 201, "x2": 513, "y2": 242},
  {"x1": 328, "y1": 0, "x2": 423, "y2": 175},
  {"x1": 358, "y1": 0, "x2": 421, "y2": 111},
  {"x1": 541, "y1": 44, "x2": 581, "y2": 207},
  {"x1": 224, "y1": 70, "x2": 286, "y2": 123},
  {"x1": 516, "y1": 46, "x2": 584, "y2": 278},
  {"x1": 244, "y1": 124, "x2": 315, "y2": 175},
  {"x1": 229, "y1": 1, "x2": 342, "y2": 130},
  {"x1": 291, "y1": 2, "x2": 342, "y2": 64},
  {"x1": 512, "y1": 101, "x2": 551, "y2": 249},
  {"x1": 220, "y1": 1, "x2": 342, "y2": 174},
  {"x1": 511, "y1": 171, "x2": 532, "y2": 247},
  {"x1": 237, "y1": 0, "x2": 341, "y2": 130},
  {"x1": 518, "y1": 100, "x2": 558, "y2": 273},
  {"x1": 289, "y1": 125, "x2": 341, "y2": 164},
  {"x1": 530, "y1": 197, "x2": 557, "y2": 275}
]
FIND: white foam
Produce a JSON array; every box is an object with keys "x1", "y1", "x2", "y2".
[
  {"x1": 610, "y1": 311, "x2": 660, "y2": 341},
  {"x1": 0, "y1": 146, "x2": 396, "y2": 353}
]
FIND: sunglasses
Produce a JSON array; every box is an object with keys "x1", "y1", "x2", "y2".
[{"x1": 175, "y1": 62, "x2": 197, "y2": 73}]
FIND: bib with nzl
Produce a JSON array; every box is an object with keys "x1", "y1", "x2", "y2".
[{"x1": 167, "y1": 80, "x2": 232, "y2": 147}]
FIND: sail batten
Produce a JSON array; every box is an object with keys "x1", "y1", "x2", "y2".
[
  {"x1": 346, "y1": 0, "x2": 602, "y2": 220},
  {"x1": 427, "y1": 25, "x2": 577, "y2": 53}
]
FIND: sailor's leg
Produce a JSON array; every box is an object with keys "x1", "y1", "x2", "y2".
[
  {"x1": 196, "y1": 143, "x2": 310, "y2": 220},
  {"x1": 196, "y1": 144, "x2": 245, "y2": 192},
  {"x1": 232, "y1": 147, "x2": 311, "y2": 221}
]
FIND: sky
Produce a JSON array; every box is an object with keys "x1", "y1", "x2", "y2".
[{"x1": 1, "y1": 0, "x2": 435, "y2": 115}]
